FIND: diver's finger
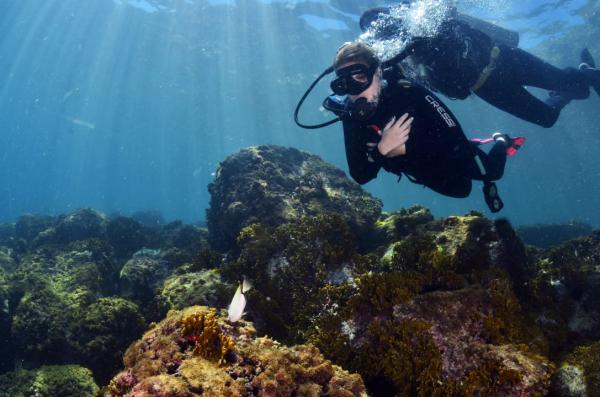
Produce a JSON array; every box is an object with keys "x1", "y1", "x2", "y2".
[
  {"x1": 397, "y1": 116, "x2": 413, "y2": 129},
  {"x1": 395, "y1": 113, "x2": 410, "y2": 126},
  {"x1": 399, "y1": 123, "x2": 412, "y2": 135},
  {"x1": 384, "y1": 116, "x2": 396, "y2": 130}
]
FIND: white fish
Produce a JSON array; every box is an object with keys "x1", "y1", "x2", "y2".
[
  {"x1": 62, "y1": 87, "x2": 80, "y2": 102},
  {"x1": 66, "y1": 116, "x2": 96, "y2": 130},
  {"x1": 242, "y1": 277, "x2": 252, "y2": 293},
  {"x1": 228, "y1": 278, "x2": 252, "y2": 322}
]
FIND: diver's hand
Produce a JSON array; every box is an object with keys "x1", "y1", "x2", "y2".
[{"x1": 377, "y1": 113, "x2": 412, "y2": 157}]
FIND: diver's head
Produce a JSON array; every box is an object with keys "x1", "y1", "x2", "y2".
[
  {"x1": 331, "y1": 42, "x2": 383, "y2": 120},
  {"x1": 332, "y1": 42, "x2": 382, "y2": 102},
  {"x1": 359, "y1": 7, "x2": 391, "y2": 32}
]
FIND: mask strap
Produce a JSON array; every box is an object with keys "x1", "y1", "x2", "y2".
[{"x1": 294, "y1": 66, "x2": 342, "y2": 129}]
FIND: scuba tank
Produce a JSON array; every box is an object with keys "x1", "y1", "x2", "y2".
[
  {"x1": 454, "y1": 12, "x2": 519, "y2": 47},
  {"x1": 360, "y1": 4, "x2": 520, "y2": 48}
]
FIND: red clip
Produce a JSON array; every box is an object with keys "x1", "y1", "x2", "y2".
[{"x1": 369, "y1": 124, "x2": 382, "y2": 135}]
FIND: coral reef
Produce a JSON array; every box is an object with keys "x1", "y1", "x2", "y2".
[
  {"x1": 206, "y1": 145, "x2": 382, "y2": 251},
  {"x1": 101, "y1": 306, "x2": 366, "y2": 397},
  {"x1": 0, "y1": 364, "x2": 98, "y2": 397}
]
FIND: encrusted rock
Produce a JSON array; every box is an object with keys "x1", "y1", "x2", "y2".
[
  {"x1": 101, "y1": 306, "x2": 367, "y2": 397},
  {"x1": 159, "y1": 268, "x2": 233, "y2": 310},
  {"x1": 374, "y1": 205, "x2": 434, "y2": 243},
  {"x1": 206, "y1": 145, "x2": 382, "y2": 251}
]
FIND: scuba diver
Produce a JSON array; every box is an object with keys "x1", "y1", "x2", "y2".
[
  {"x1": 294, "y1": 41, "x2": 524, "y2": 212},
  {"x1": 359, "y1": 6, "x2": 600, "y2": 128}
]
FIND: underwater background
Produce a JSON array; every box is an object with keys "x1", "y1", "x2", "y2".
[
  {"x1": 2, "y1": 1, "x2": 600, "y2": 396},
  {"x1": 1, "y1": 0, "x2": 600, "y2": 226}
]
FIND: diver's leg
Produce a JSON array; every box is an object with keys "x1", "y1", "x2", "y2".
[
  {"x1": 475, "y1": 82, "x2": 560, "y2": 128},
  {"x1": 580, "y1": 48, "x2": 600, "y2": 97},
  {"x1": 502, "y1": 47, "x2": 590, "y2": 99},
  {"x1": 463, "y1": 145, "x2": 506, "y2": 212},
  {"x1": 467, "y1": 143, "x2": 506, "y2": 182}
]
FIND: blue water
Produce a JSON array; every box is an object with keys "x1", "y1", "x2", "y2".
[{"x1": 1, "y1": 0, "x2": 599, "y2": 226}]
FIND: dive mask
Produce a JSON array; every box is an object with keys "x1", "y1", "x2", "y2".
[{"x1": 330, "y1": 63, "x2": 377, "y2": 96}]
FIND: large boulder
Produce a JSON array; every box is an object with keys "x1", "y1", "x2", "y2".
[
  {"x1": 206, "y1": 145, "x2": 382, "y2": 251},
  {"x1": 101, "y1": 306, "x2": 366, "y2": 397}
]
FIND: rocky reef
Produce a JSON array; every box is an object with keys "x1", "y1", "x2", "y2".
[
  {"x1": 1, "y1": 145, "x2": 600, "y2": 396},
  {"x1": 101, "y1": 306, "x2": 366, "y2": 397},
  {"x1": 0, "y1": 208, "x2": 218, "y2": 388}
]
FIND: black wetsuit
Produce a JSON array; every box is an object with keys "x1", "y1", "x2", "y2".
[
  {"x1": 342, "y1": 75, "x2": 507, "y2": 198},
  {"x1": 404, "y1": 19, "x2": 591, "y2": 127}
]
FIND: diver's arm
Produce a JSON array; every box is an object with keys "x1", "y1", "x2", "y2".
[
  {"x1": 383, "y1": 38, "x2": 431, "y2": 68},
  {"x1": 343, "y1": 123, "x2": 382, "y2": 184}
]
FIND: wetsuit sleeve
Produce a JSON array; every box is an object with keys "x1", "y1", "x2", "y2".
[{"x1": 342, "y1": 122, "x2": 382, "y2": 184}]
